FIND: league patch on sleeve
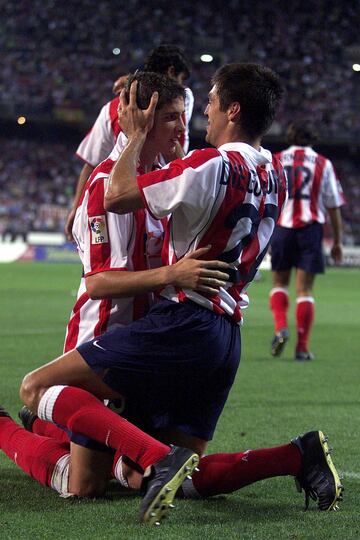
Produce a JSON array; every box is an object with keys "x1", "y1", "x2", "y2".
[{"x1": 89, "y1": 215, "x2": 109, "y2": 244}]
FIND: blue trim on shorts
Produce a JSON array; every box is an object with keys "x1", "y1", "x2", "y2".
[{"x1": 77, "y1": 299, "x2": 241, "y2": 441}]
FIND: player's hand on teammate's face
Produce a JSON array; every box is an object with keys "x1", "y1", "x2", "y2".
[
  {"x1": 118, "y1": 81, "x2": 158, "y2": 138},
  {"x1": 171, "y1": 245, "x2": 231, "y2": 294}
]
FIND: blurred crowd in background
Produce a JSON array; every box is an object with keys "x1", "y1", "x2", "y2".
[
  {"x1": 0, "y1": 139, "x2": 81, "y2": 240},
  {"x1": 1, "y1": 0, "x2": 359, "y2": 243},
  {"x1": 1, "y1": 0, "x2": 359, "y2": 137},
  {"x1": 1, "y1": 138, "x2": 358, "y2": 244}
]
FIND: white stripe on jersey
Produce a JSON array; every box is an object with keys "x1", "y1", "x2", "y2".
[
  {"x1": 276, "y1": 145, "x2": 344, "y2": 228},
  {"x1": 183, "y1": 87, "x2": 194, "y2": 154},
  {"x1": 76, "y1": 101, "x2": 117, "y2": 167}
]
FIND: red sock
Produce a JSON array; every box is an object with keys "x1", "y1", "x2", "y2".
[
  {"x1": 46, "y1": 386, "x2": 170, "y2": 470},
  {"x1": 296, "y1": 297, "x2": 314, "y2": 352},
  {"x1": 270, "y1": 288, "x2": 289, "y2": 333},
  {"x1": 32, "y1": 418, "x2": 70, "y2": 443},
  {"x1": 0, "y1": 417, "x2": 69, "y2": 487},
  {"x1": 192, "y1": 443, "x2": 301, "y2": 497}
]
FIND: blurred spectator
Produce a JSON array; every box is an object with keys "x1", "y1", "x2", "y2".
[
  {"x1": 1, "y1": 0, "x2": 359, "y2": 139},
  {"x1": 1, "y1": 1, "x2": 360, "y2": 243},
  {"x1": 0, "y1": 139, "x2": 80, "y2": 240},
  {"x1": 0, "y1": 137, "x2": 358, "y2": 244}
]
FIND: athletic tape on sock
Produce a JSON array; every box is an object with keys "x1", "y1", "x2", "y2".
[
  {"x1": 51, "y1": 453, "x2": 74, "y2": 498},
  {"x1": 113, "y1": 456, "x2": 129, "y2": 488}
]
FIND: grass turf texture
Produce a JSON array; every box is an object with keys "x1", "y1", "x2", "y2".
[{"x1": 0, "y1": 261, "x2": 359, "y2": 539}]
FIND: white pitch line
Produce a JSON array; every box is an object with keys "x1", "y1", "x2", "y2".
[
  {"x1": 340, "y1": 471, "x2": 360, "y2": 480},
  {"x1": 1, "y1": 328, "x2": 63, "y2": 336}
]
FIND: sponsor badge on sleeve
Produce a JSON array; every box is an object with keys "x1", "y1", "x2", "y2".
[{"x1": 89, "y1": 215, "x2": 109, "y2": 244}]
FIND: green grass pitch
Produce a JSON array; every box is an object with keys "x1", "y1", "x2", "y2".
[{"x1": 0, "y1": 262, "x2": 359, "y2": 539}]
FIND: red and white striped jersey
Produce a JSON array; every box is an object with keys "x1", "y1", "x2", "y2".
[
  {"x1": 76, "y1": 88, "x2": 194, "y2": 167},
  {"x1": 76, "y1": 97, "x2": 121, "y2": 167},
  {"x1": 137, "y1": 142, "x2": 287, "y2": 324},
  {"x1": 276, "y1": 146, "x2": 345, "y2": 228},
  {"x1": 64, "y1": 147, "x2": 164, "y2": 352}
]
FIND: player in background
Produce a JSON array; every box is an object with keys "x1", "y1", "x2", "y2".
[
  {"x1": 142, "y1": 44, "x2": 194, "y2": 158},
  {"x1": 16, "y1": 64, "x2": 343, "y2": 521},
  {"x1": 269, "y1": 121, "x2": 345, "y2": 360},
  {"x1": 65, "y1": 44, "x2": 194, "y2": 240}
]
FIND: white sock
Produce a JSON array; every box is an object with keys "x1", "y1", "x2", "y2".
[{"x1": 38, "y1": 385, "x2": 68, "y2": 422}]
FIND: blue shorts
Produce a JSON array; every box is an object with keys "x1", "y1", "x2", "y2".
[
  {"x1": 271, "y1": 222, "x2": 325, "y2": 274},
  {"x1": 78, "y1": 299, "x2": 241, "y2": 441}
]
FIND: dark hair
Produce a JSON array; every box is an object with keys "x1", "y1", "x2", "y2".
[
  {"x1": 286, "y1": 120, "x2": 319, "y2": 146},
  {"x1": 144, "y1": 44, "x2": 190, "y2": 80},
  {"x1": 125, "y1": 71, "x2": 185, "y2": 111},
  {"x1": 211, "y1": 63, "x2": 283, "y2": 139}
]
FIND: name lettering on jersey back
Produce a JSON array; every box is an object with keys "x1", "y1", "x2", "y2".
[
  {"x1": 220, "y1": 163, "x2": 279, "y2": 195},
  {"x1": 89, "y1": 215, "x2": 109, "y2": 244},
  {"x1": 282, "y1": 153, "x2": 317, "y2": 164}
]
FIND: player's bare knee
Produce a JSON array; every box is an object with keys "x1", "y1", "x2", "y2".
[{"x1": 19, "y1": 372, "x2": 47, "y2": 411}]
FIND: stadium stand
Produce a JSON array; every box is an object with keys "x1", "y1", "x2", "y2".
[
  {"x1": 1, "y1": 1, "x2": 359, "y2": 139},
  {"x1": 0, "y1": 0, "x2": 359, "y2": 248},
  {"x1": 0, "y1": 139, "x2": 81, "y2": 239},
  {"x1": 0, "y1": 137, "x2": 358, "y2": 245}
]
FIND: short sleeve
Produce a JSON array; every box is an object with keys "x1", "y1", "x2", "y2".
[
  {"x1": 76, "y1": 102, "x2": 115, "y2": 167},
  {"x1": 322, "y1": 160, "x2": 345, "y2": 209},
  {"x1": 137, "y1": 148, "x2": 222, "y2": 219}
]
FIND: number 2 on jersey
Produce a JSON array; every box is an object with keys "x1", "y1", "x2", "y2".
[{"x1": 284, "y1": 165, "x2": 311, "y2": 200}]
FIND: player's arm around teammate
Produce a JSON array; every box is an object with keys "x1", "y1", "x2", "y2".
[{"x1": 86, "y1": 246, "x2": 230, "y2": 300}]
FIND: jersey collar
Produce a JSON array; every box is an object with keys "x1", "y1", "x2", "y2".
[
  {"x1": 287, "y1": 145, "x2": 314, "y2": 153},
  {"x1": 219, "y1": 142, "x2": 272, "y2": 165}
]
